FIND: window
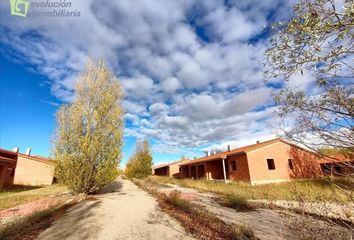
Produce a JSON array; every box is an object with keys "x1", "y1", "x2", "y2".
[
  {"x1": 321, "y1": 164, "x2": 331, "y2": 173},
  {"x1": 288, "y1": 159, "x2": 293, "y2": 170},
  {"x1": 267, "y1": 159, "x2": 275, "y2": 170},
  {"x1": 231, "y1": 161, "x2": 237, "y2": 171}
]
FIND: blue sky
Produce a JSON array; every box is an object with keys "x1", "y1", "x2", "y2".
[{"x1": 0, "y1": 0, "x2": 310, "y2": 166}]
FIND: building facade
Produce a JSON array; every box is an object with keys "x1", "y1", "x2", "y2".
[
  {"x1": 153, "y1": 159, "x2": 190, "y2": 178},
  {"x1": 14, "y1": 153, "x2": 55, "y2": 186},
  {"x1": 0, "y1": 148, "x2": 55, "y2": 188},
  {"x1": 179, "y1": 138, "x2": 322, "y2": 185}
]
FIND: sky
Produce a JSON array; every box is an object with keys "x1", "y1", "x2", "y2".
[{"x1": 0, "y1": 0, "x2": 314, "y2": 166}]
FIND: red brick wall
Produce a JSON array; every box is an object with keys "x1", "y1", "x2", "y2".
[
  {"x1": 227, "y1": 154, "x2": 250, "y2": 181},
  {"x1": 289, "y1": 147, "x2": 322, "y2": 178},
  {"x1": 205, "y1": 160, "x2": 224, "y2": 180}
]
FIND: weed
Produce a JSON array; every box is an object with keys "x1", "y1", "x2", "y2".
[
  {"x1": 135, "y1": 180, "x2": 258, "y2": 240},
  {"x1": 166, "y1": 191, "x2": 194, "y2": 214},
  {"x1": 231, "y1": 225, "x2": 257, "y2": 240},
  {"x1": 149, "y1": 176, "x2": 354, "y2": 203},
  {"x1": 221, "y1": 195, "x2": 255, "y2": 212}
]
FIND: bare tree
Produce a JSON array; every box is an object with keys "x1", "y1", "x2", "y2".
[
  {"x1": 265, "y1": 1, "x2": 354, "y2": 233},
  {"x1": 265, "y1": 0, "x2": 354, "y2": 157}
]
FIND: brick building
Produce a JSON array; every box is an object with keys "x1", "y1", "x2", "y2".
[
  {"x1": 0, "y1": 148, "x2": 55, "y2": 188},
  {"x1": 153, "y1": 159, "x2": 190, "y2": 178},
  {"x1": 14, "y1": 153, "x2": 55, "y2": 186},
  {"x1": 0, "y1": 149, "x2": 18, "y2": 188},
  {"x1": 320, "y1": 154, "x2": 354, "y2": 176},
  {"x1": 179, "y1": 138, "x2": 322, "y2": 185}
]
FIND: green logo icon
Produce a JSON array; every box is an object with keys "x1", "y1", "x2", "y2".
[{"x1": 10, "y1": 0, "x2": 30, "y2": 17}]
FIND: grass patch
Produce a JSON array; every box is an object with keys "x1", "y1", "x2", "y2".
[
  {"x1": 167, "y1": 190, "x2": 194, "y2": 213},
  {"x1": 0, "y1": 184, "x2": 68, "y2": 211},
  {"x1": 231, "y1": 225, "x2": 257, "y2": 240},
  {"x1": 220, "y1": 195, "x2": 255, "y2": 212},
  {"x1": 0, "y1": 203, "x2": 73, "y2": 240},
  {"x1": 149, "y1": 176, "x2": 354, "y2": 203},
  {"x1": 134, "y1": 179, "x2": 257, "y2": 240}
]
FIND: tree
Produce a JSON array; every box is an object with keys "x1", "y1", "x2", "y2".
[
  {"x1": 53, "y1": 59, "x2": 124, "y2": 194},
  {"x1": 125, "y1": 139, "x2": 153, "y2": 179},
  {"x1": 265, "y1": 0, "x2": 354, "y2": 156}
]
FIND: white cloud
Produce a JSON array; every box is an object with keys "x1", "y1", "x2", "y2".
[
  {"x1": 161, "y1": 77, "x2": 182, "y2": 93},
  {"x1": 203, "y1": 7, "x2": 259, "y2": 43},
  {"x1": 0, "y1": 0, "x2": 296, "y2": 158},
  {"x1": 287, "y1": 71, "x2": 314, "y2": 91},
  {"x1": 149, "y1": 103, "x2": 169, "y2": 115}
]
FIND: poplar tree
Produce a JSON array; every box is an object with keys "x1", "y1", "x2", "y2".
[
  {"x1": 53, "y1": 59, "x2": 124, "y2": 194},
  {"x1": 125, "y1": 139, "x2": 153, "y2": 179}
]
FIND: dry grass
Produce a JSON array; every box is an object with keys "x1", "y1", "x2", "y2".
[
  {"x1": 0, "y1": 203, "x2": 74, "y2": 240},
  {"x1": 134, "y1": 180, "x2": 257, "y2": 240},
  {"x1": 220, "y1": 195, "x2": 255, "y2": 212},
  {"x1": 149, "y1": 176, "x2": 354, "y2": 203},
  {"x1": 167, "y1": 190, "x2": 195, "y2": 213},
  {"x1": 0, "y1": 184, "x2": 68, "y2": 211}
]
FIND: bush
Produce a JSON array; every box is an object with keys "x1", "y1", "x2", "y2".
[
  {"x1": 220, "y1": 195, "x2": 254, "y2": 212},
  {"x1": 166, "y1": 190, "x2": 194, "y2": 214},
  {"x1": 231, "y1": 225, "x2": 257, "y2": 240}
]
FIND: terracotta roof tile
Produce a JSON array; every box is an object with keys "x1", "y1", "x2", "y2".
[{"x1": 319, "y1": 154, "x2": 354, "y2": 164}]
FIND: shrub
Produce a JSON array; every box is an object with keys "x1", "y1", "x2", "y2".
[
  {"x1": 221, "y1": 195, "x2": 255, "y2": 212},
  {"x1": 231, "y1": 225, "x2": 257, "y2": 240},
  {"x1": 166, "y1": 190, "x2": 194, "y2": 214}
]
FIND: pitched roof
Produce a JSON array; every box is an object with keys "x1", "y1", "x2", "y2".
[
  {"x1": 152, "y1": 163, "x2": 169, "y2": 170},
  {"x1": 153, "y1": 159, "x2": 190, "y2": 170},
  {"x1": 179, "y1": 138, "x2": 293, "y2": 166},
  {"x1": 319, "y1": 154, "x2": 354, "y2": 164},
  {"x1": 0, "y1": 148, "x2": 18, "y2": 164}
]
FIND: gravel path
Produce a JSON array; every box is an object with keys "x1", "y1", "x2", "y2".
[
  {"x1": 156, "y1": 183, "x2": 353, "y2": 240},
  {"x1": 37, "y1": 180, "x2": 194, "y2": 240}
]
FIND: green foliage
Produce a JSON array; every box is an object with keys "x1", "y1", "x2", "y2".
[
  {"x1": 125, "y1": 139, "x2": 153, "y2": 179},
  {"x1": 53, "y1": 59, "x2": 123, "y2": 194}
]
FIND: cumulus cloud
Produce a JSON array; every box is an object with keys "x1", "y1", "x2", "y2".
[{"x1": 0, "y1": 0, "x2": 297, "y2": 158}]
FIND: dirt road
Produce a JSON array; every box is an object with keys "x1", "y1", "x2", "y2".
[{"x1": 37, "y1": 180, "x2": 194, "y2": 240}]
